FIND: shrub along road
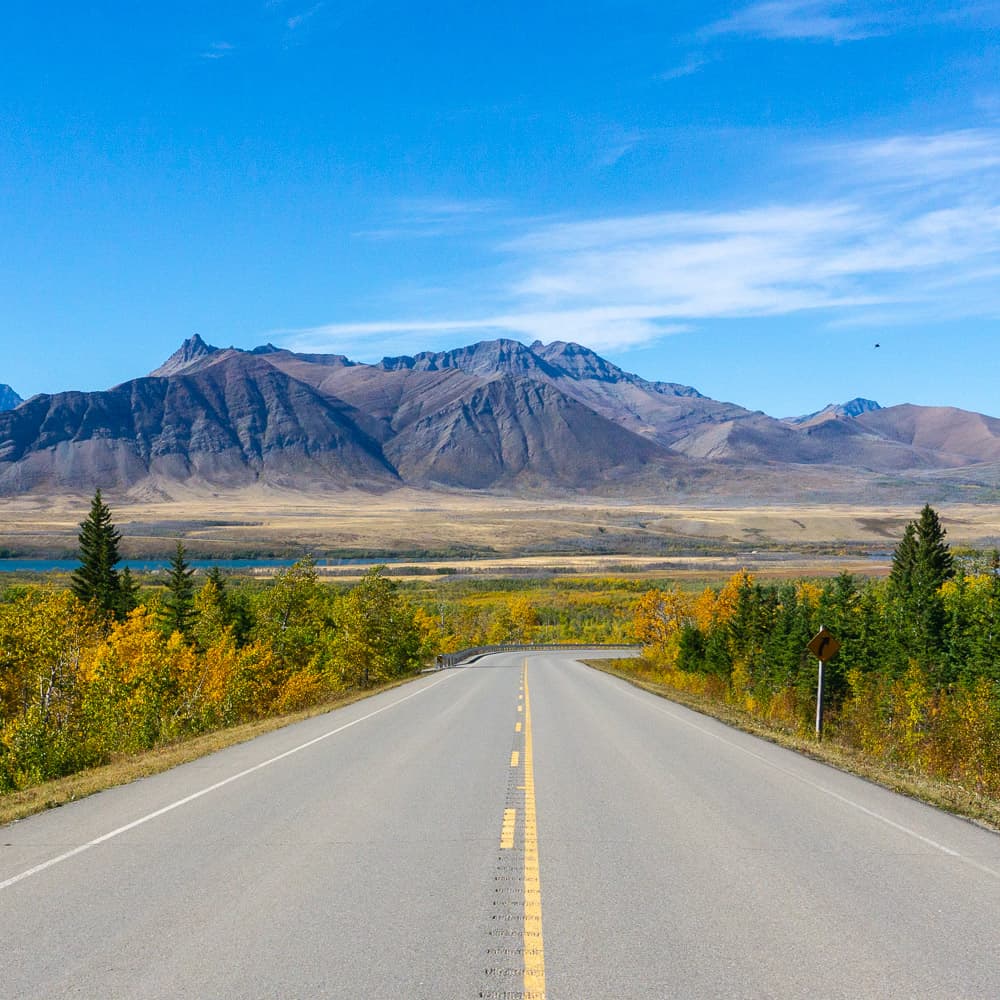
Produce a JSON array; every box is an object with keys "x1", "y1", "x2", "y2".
[{"x1": 2, "y1": 649, "x2": 999, "y2": 998}]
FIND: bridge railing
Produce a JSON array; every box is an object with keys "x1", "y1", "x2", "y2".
[{"x1": 434, "y1": 643, "x2": 639, "y2": 669}]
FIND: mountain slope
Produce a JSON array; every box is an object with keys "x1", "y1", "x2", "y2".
[
  {"x1": 0, "y1": 354, "x2": 397, "y2": 493},
  {"x1": 0, "y1": 385, "x2": 22, "y2": 411},
  {"x1": 856, "y1": 405, "x2": 1000, "y2": 465},
  {"x1": 384, "y1": 374, "x2": 671, "y2": 488}
]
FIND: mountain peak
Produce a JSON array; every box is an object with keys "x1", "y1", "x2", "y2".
[
  {"x1": 788, "y1": 397, "x2": 883, "y2": 426},
  {"x1": 840, "y1": 397, "x2": 882, "y2": 417},
  {"x1": 0, "y1": 384, "x2": 22, "y2": 411},
  {"x1": 378, "y1": 338, "x2": 554, "y2": 376},
  {"x1": 150, "y1": 334, "x2": 220, "y2": 377},
  {"x1": 531, "y1": 340, "x2": 624, "y2": 381}
]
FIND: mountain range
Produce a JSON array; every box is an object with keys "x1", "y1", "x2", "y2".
[{"x1": 3, "y1": 336, "x2": 1000, "y2": 500}]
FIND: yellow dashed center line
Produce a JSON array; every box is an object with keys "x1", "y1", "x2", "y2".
[
  {"x1": 515, "y1": 722, "x2": 522, "y2": 733},
  {"x1": 500, "y1": 808, "x2": 517, "y2": 850},
  {"x1": 510, "y1": 750, "x2": 520, "y2": 767},
  {"x1": 522, "y1": 659, "x2": 546, "y2": 998}
]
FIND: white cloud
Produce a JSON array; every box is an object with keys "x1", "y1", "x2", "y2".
[
  {"x1": 287, "y1": 3, "x2": 323, "y2": 30},
  {"x1": 702, "y1": 1, "x2": 994, "y2": 43},
  {"x1": 279, "y1": 309, "x2": 689, "y2": 358},
  {"x1": 658, "y1": 53, "x2": 712, "y2": 81},
  {"x1": 201, "y1": 41, "x2": 235, "y2": 60},
  {"x1": 354, "y1": 196, "x2": 507, "y2": 241},
  {"x1": 274, "y1": 128, "x2": 1000, "y2": 355},
  {"x1": 702, "y1": 1, "x2": 888, "y2": 42},
  {"x1": 824, "y1": 128, "x2": 1000, "y2": 184}
]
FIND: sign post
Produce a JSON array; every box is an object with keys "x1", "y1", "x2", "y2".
[{"x1": 806, "y1": 626, "x2": 840, "y2": 739}]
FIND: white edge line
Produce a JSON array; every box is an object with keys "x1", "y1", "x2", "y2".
[
  {"x1": 0, "y1": 670, "x2": 460, "y2": 893},
  {"x1": 603, "y1": 668, "x2": 1000, "y2": 880}
]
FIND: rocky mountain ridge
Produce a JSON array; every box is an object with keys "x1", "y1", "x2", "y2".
[
  {"x1": 1, "y1": 337, "x2": 998, "y2": 499},
  {"x1": 787, "y1": 398, "x2": 883, "y2": 427},
  {"x1": 0, "y1": 385, "x2": 23, "y2": 411}
]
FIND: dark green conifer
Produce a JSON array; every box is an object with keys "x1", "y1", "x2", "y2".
[
  {"x1": 888, "y1": 521, "x2": 918, "y2": 598},
  {"x1": 205, "y1": 565, "x2": 228, "y2": 603},
  {"x1": 912, "y1": 503, "x2": 954, "y2": 591},
  {"x1": 71, "y1": 489, "x2": 122, "y2": 616},
  {"x1": 161, "y1": 541, "x2": 195, "y2": 637},
  {"x1": 888, "y1": 504, "x2": 954, "y2": 673},
  {"x1": 117, "y1": 566, "x2": 141, "y2": 617}
]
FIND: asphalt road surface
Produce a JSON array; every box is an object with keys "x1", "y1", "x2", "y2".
[{"x1": 3, "y1": 650, "x2": 1000, "y2": 999}]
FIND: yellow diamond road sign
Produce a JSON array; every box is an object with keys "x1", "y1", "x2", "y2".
[{"x1": 807, "y1": 627, "x2": 840, "y2": 662}]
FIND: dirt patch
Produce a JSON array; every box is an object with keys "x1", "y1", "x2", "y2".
[{"x1": 855, "y1": 516, "x2": 909, "y2": 538}]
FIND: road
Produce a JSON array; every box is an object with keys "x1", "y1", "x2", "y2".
[{"x1": 2, "y1": 650, "x2": 1000, "y2": 999}]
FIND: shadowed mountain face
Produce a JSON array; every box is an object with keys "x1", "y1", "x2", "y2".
[
  {"x1": 0, "y1": 385, "x2": 22, "y2": 411},
  {"x1": 384, "y1": 375, "x2": 665, "y2": 489},
  {"x1": 2, "y1": 336, "x2": 1000, "y2": 497},
  {"x1": 0, "y1": 354, "x2": 396, "y2": 493}
]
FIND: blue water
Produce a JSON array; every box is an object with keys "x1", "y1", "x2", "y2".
[{"x1": 0, "y1": 558, "x2": 379, "y2": 573}]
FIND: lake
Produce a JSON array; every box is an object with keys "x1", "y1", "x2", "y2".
[{"x1": 0, "y1": 558, "x2": 379, "y2": 573}]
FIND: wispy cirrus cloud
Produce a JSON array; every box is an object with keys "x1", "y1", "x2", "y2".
[
  {"x1": 702, "y1": 1, "x2": 893, "y2": 42},
  {"x1": 275, "y1": 128, "x2": 1000, "y2": 356},
  {"x1": 354, "y1": 196, "x2": 507, "y2": 241},
  {"x1": 287, "y1": 2, "x2": 324, "y2": 30},
  {"x1": 280, "y1": 309, "x2": 689, "y2": 359},
  {"x1": 702, "y1": 1, "x2": 994, "y2": 43},
  {"x1": 201, "y1": 41, "x2": 235, "y2": 60},
  {"x1": 824, "y1": 128, "x2": 1000, "y2": 185},
  {"x1": 658, "y1": 53, "x2": 712, "y2": 81}
]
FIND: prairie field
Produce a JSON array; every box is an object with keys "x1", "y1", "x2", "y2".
[{"x1": 2, "y1": 488, "x2": 999, "y2": 577}]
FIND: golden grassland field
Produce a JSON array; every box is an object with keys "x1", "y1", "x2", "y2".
[{"x1": 3, "y1": 489, "x2": 1000, "y2": 567}]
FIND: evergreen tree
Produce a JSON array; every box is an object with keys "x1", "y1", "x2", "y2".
[
  {"x1": 117, "y1": 566, "x2": 141, "y2": 617},
  {"x1": 161, "y1": 541, "x2": 195, "y2": 637},
  {"x1": 912, "y1": 503, "x2": 954, "y2": 591},
  {"x1": 888, "y1": 504, "x2": 955, "y2": 674},
  {"x1": 71, "y1": 489, "x2": 122, "y2": 616},
  {"x1": 888, "y1": 522, "x2": 918, "y2": 598},
  {"x1": 205, "y1": 565, "x2": 228, "y2": 600}
]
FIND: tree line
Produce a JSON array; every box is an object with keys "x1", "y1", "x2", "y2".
[
  {"x1": 631, "y1": 505, "x2": 1000, "y2": 797},
  {"x1": 3, "y1": 492, "x2": 633, "y2": 793},
  {"x1": 0, "y1": 493, "x2": 430, "y2": 792}
]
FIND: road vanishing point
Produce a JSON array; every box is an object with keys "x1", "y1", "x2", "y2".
[{"x1": 3, "y1": 649, "x2": 1000, "y2": 998}]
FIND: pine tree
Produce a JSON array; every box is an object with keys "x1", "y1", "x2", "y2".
[
  {"x1": 205, "y1": 565, "x2": 228, "y2": 600},
  {"x1": 161, "y1": 541, "x2": 195, "y2": 637},
  {"x1": 888, "y1": 522, "x2": 918, "y2": 598},
  {"x1": 117, "y1": 566, "x2": 141, "y2": 617},
  {"x1": 888, "y1": 504, "x2": 954, "y2": 672},
  {"x1": 71, "y1": 489, "x2": 122, "y2": 616},
  {"x1": 912, "y1": 503, "x2": 954, "y2": 591}
]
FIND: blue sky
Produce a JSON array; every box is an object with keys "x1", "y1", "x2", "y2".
[{"x1": 2, "y1": 1, "x2": 999, "y2": 417}]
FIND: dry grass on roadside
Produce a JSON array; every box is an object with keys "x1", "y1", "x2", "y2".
[
  {"x1": 585, "y1": 659, "x2": 1000, "y2": 833},
  {"x1": 0, "y1": 674, "x2": 422, "y2": 828}
]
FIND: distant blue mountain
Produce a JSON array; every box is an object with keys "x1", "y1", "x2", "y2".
[
  {"x1": 787, "y1": 397, "x2": 882, "y2": 425},
  {"x1": 0, "y1": 385, "x2": 22, "y2": 411}
]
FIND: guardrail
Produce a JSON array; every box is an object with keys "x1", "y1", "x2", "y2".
[{"x1": 434, "y1": 643, "x2": 640, "y2": 668}]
